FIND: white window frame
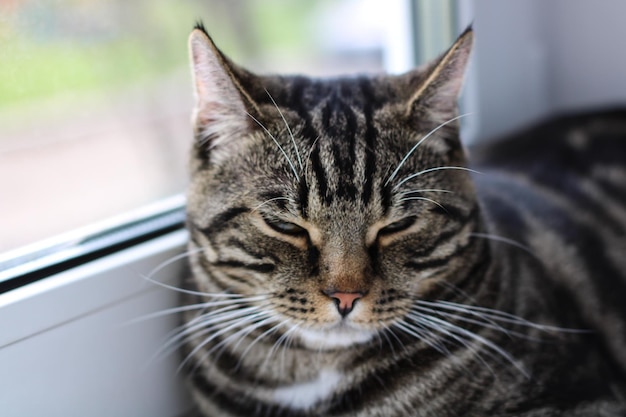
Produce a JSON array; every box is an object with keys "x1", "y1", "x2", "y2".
[
  {"x1": 0, "y1": 227, "x2": 192, "y2": 416},
  {"x1": 0, "y1": 2, "x2": 425, "y2": 416}
]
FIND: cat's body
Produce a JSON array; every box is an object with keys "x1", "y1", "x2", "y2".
[{"x1": 180, "y1": 24, "x2": 626, "y2": 416}]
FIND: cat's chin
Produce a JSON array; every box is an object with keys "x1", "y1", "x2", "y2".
[{"x1": 295, "y1": 322, "x2": 376, "y2": 350}]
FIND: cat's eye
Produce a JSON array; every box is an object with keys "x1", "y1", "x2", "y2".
[
  {"x1": 263, "y1": 218, "x2": 308, "y2": 237},
  {"x1": 378, "y1": 216, "x2": 416, "y2": 236}
]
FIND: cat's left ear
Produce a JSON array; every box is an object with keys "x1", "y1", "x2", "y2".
[
  {"x1": 188, "y1": 25, "x2": 261, "y2": 151},
  {"x1": 406, "y1": 27, "x2": 473, "y2": 123}
]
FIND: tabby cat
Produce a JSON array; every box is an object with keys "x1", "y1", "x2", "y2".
[{"x1": 179, "y1": 23, "x2": 626, "y2": 416}]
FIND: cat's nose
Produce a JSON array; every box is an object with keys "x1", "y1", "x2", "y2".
[{"x1": 324, "y1": 290, "x2": 365, "y2": 317}]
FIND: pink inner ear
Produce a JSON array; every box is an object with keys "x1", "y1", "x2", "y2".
[
  {"x1": 405, "y1": 28, "x2": 473, "y2": 120},
  {"x1": 189, "y1": 30, "x2": 252, "y2": 153},
  {"x1": 189, "y1": 31, "x2": 244, "y2": 113}
]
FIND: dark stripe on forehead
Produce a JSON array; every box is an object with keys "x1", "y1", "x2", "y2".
[
  {"x1": 310, "y1": 142, "x2": 331, "y2": 205},
  {"x1": 298, "y1": 175, "x2": 310, "y2": 218},
  {"x1": 285, "y1": 76, "x2": 386, "y2": 207},
  {"x1": 287, "y1": 77, "x2": 330, "y2": 207},
  {"x1": 288, "y1": 76, "x2": 320, "y2": 141},
  {"x1": 321, "y1": 91, "x2": 359, "y2": 201},
  {"x1": 359, "y1": 76, "x2": 379, "y2": 205}
]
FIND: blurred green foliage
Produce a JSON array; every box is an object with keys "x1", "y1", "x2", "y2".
[{"x1": 0, "y1": 0, "x2": 324, "y2": 108}]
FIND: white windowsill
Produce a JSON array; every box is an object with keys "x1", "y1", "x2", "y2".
[{"x1": 0, "y1": 229, "x2": 192, "y2": 417}]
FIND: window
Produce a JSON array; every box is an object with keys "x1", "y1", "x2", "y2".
[
  {"x1": 0, "y1": 0, "x2": 427, "y2": 258},
  {"x1": 1, "y1": 0, "x2": 436, "y2": 289},
  {"x1": 1, "y1": 1, "x2": 442, "y2": 415}
]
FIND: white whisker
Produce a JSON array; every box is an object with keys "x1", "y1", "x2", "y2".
[
  {"x1": 412, "y1": 305, "x2": 519, "y2": 339},
  {"x1": 179, "y1": 310, "x2": 271, "y2": 372},
  {"x1": 265, "y1": 88, "x2": 303, "y2": 171},
  {"x1": 429, "y1": 300, "x2": 590, "y2": 333},
  {"x1": 155, "y1": 305, "x2": 265, "y2": 362},
  {"x1": 141, "y1": 248, "x2": 207, "y2": 296},
  {"x1": 304, "y1": 136, "x2": 320, "y2": 170},
  {"x1": 394, "y1": 166, "x2": 482, "y2": 191},
  {"x1": 416, "y1": 313, "x2": 529, "y2": 378},
  {"x1": 379, "y1": 326, "x2": 404, "y2": 357},
  {"x1": 126, "y1": 302, "x2": 212, "y2": 326},
  {"x1": 398, "y1": 188, "x2": 453, "y2": 198},
  {"x1": 185, "y1": 304, "x2": 267, "y2": 332},
  {"x1": 397, "y1": 196, "x2": 447, "y2": 211},
  {"x1": 374, "y1": 330, "x2": 384, "y2": 351},
  {"x1": 182, "y1": 311, "x2": 273, "y2": 374},
  {"x1": 246, "y1": 112, "x2": 300, "y2": 182},
  {"x1": 252, "y1": 197, "x2": 296, "y2": 213},
  {"x1": 208, "y1": 315, "x2": 279, "y2": 366},
  {"x1": 280, "y1": 323, "x2": 300, "y2": 375},
  {"x1": 470, "y1": 233, "x2": 537, "y2": 257},
  {"x1": 145, "y1": 248, "x2": 203, "y2": 281},
  {"x1": 141, "y1": 271, "x2": 238, "y2": 298},
  {"x1": 183, "y1": 307, "x2": 236, "y2": 332},
  {"x1": 259, "y1": 320, "x2": 298, "y2": 374},
  {"x1": 410, "y1": 313, "x2": 497, "y2": 375},
  {"x1": 142, "y1": 251, "x2": 248, "y2": 298},
  {"x1": 385, "y1": 112, "x2": 473, "y2": 187},
  {"x1": 236, "y1": 318, "x2": 288, "y2": 370},
  {"x1": 435, "y1": 281, "x2": 479, "y2": 305},
  {"x1": 392, "y1": 320, "x2": 449, "y2": 355},
  {"x1": 133, "y1": 295, "x2": 269, "y2": 325},
  {"x1": 158, "y1": 316, "x2": 245, "y2": 361},
  {"x1": 259, "y1": 321, "x2": 299, "y2": 374}
]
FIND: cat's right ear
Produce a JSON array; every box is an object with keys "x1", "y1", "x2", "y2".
[
  {"x1": 188, "y1": 27, "x2": 257, "y2": 153},
  {"x1": 405, "y1": 27, "x2": 473, "y2": 125}
]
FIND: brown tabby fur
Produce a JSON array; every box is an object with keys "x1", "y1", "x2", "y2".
[{"x1": 179, "y1": 23, "x2": 626, "y2": 416}]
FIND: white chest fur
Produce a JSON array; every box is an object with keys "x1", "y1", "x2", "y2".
[{"x1": 272, "y1": 369, "x2": 343, "y2": 410}]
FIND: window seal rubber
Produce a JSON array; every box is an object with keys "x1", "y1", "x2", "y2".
[{"x1": 0, "y1": 195, "x2": 186, "y2": 294}]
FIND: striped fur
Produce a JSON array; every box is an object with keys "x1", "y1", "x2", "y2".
[{"x1": 180, "y1": 24, "x2": 626, "y2": 416}]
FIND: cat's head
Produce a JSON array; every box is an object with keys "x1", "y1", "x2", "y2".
[{"x1": 186, "y1": 24, "x2": 479, "y2": 349}]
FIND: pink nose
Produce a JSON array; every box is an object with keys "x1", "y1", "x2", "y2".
[{"x1": 325, "y1": 291, "x2": 364, "y2": 317}]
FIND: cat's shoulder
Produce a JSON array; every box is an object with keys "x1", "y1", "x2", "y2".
[{"x1": 468, "y1": 108, "x2": 626, "y2": 172}]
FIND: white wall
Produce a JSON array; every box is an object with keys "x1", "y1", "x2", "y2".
[
  {"x1": 548, "y1": 0, "x2": 626, "y2": 112},
  {"x1": 459, "y1": 0, "x2": 626, "y2": 142}
]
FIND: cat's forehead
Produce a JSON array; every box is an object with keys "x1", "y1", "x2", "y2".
[
  {"x1": 251, "y1": 73, "x2": 415, "y2": 120},
  {"x1": 226, "y1": 74, "x2": 458, "y2": 222}
]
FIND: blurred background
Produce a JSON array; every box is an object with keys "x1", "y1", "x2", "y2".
[
  {"x1": 2, "y1": 0, "x2": 626, "y2": 256},
  {"x1": 0, "y1": 0, "x2": 438, "y2": 253}
]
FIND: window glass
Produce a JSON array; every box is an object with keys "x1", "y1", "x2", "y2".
[{"x1": 1, "y1": 0, "x2": 417, "y2": 255}]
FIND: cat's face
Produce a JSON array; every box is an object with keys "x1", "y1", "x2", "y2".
[{"x1": 186, "y1": 27, "x2": 477, "y2": 349}]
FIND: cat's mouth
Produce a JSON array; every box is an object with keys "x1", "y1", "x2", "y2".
[{"x1": 295, "y1": 321, "x2": 376, "y2": 350}]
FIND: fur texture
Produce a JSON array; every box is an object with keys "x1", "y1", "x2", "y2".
[{"x1": 179, "y1": 24, "x2": 626, "y2": 416}]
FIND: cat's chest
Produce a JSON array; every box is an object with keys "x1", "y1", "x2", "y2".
[{"x1": 271, "y1": 368, "x2": 343, "y2": 410}]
